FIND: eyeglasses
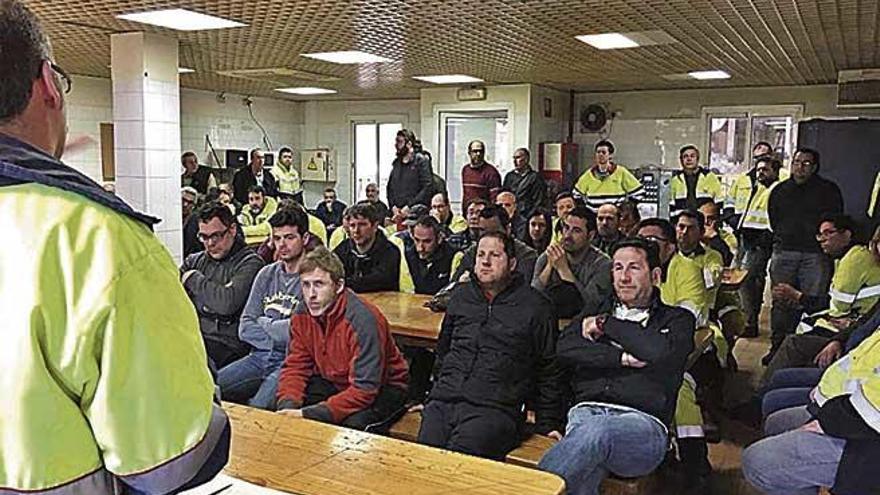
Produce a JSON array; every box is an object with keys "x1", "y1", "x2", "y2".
[
  {"x1": 816, "y1": 228, "x2": 840, "y2": 240},
  {"x1": 198, "y1": 228, "x2": 230, "y2": 244},
  {"x1": 640, "y1": 235, "x2": 670, "y2": 244},
  {"x1": 37, "y1": 61, "x2": 72, "y2": 94}
]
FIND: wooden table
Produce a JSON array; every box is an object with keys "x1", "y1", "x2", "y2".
[
  {"x1": 721, "y1": 267, "x2": 747, "y2": 290},
  {"x1": 361, "y1": 292, "x2": 444, "y2": 347},
  {"x1": 223, "y1": 403, "x2": 566, "y2": 495}
]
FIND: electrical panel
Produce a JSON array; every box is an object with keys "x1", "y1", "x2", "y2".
[
  {"x1": 301, "y1": 148, "x2": 336, "y2": 182},
  {"x1": 633, "y1": 166, "x2": 673, "y2": 219}
]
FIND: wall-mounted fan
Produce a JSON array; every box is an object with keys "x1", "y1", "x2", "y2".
[{"x1": 580, "y1": 104, "x2": 608, "y2": 133}]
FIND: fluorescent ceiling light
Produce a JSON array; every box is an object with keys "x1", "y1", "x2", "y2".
[
  {"x1": 576, "y1": 33, "x2": 639, "y2": 50},
  {"x1": 688, "y1": 70, "x2": 731, "y2": 80},
  {"x1": 274, "y1": 87, "x2": 337, "y2": 95},
  {"x1": 117, "y1": 9, "x2": 245, "y2": 31},
  {"x1": 178, "y1": 67, "x2": 195, "y2": 74},
  {"x1": 412, "y1": 74, "x2": 484, "y2": 84},
  {"x1": 302, "y1": 51, "x2": 391, "y2": 64}
]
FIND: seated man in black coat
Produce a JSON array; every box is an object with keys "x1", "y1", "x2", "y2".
[
  {"x1": 417, "y1": 231, "x2": 563, "y2": 460},
  {"x1": 332, "y1": 202, "x2": 401, "y2": 293}
]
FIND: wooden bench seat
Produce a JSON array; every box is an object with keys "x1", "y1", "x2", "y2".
[{"x1": 389, "y1": 410, "x2": 660, "y2": 495}]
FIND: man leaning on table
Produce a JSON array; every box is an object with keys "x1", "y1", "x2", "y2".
[{"x1": 275, "y1": 247, "x2": 410, "y2": 431}]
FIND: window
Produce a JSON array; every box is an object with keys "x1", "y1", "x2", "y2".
[
  {"x1": 353, "y1": 122, "x2": 402, "y2": 203},
  {"x1": 703, "y1": 105, "x2": 802, "y2": 176}
]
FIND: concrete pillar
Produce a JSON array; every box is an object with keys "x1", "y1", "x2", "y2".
[{"x1": 110, "y1": 32, "x2": 183, "y2": 261}]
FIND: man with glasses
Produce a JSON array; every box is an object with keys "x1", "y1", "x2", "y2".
[
  {"x1": 461, "y1": 139, "x2": 502, "y2": 206},
  {"x1": 533, "y1": 206, "x2": 612, "y2": 319},
  {"x1": 0, "y1": 1, "x2": 230, "y2": 492},
  {"x1": 182, "y1": 202, "x2": 265, "y2": 368},
  {"x1": 766, "y1": 148, "x2": 843, "y2": 364}
]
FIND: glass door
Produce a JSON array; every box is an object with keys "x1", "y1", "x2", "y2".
[{"x1": 353, "y1": 121, "x2": 402, "y2": 203}]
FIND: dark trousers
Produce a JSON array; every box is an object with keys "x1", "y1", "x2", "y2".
[
  {"x1": 758, "y1": 332, "x2": 832, "y2": 392},
  {"x1": 417, "y1": 400, "x2": 519, "y2": 461},
  {"x1": 303, "y1": 376, "x2": 407, "y2": 433},
  {"x1": 768, "y1": 250, "x2": 833, "y2": 356},
  {"x1": 205, "y1": 339, "x2": 249, "y2": 370},
  {"x1": 738, "y1": 240, "x2": 772, "y2": 334},
  {"x1": 402, "y1": 346, "x2": 435, "y2": 403}
]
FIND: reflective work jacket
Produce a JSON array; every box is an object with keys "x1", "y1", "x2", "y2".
[
  {"x1": 573, "y1": 164, "x2": 644, "y2": 210},
  {"x1": 669, "y1": 167, "x2": 722, "y2": 215}
]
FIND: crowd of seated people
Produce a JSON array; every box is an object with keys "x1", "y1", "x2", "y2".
[{"x1": 175, "y1": 136, "x2": 878, "y2": 495}]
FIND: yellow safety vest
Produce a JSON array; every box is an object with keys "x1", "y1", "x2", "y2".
[
  {"x1": 669, "y1": 168, "x2": 722, "y2": 215},
  {"x1": 0, "y1": 183, "x2": 215, "y2": 491},
  {"x1": 660, "y1": 247, "x2": 721, "y2": 327},
  {"x1": 239, "y1": 196, "x2": 279, "y2": 244},
  {"x1": 573, "y1": 164, "x2": 644, "y2": 210},
  {"x1": 815, "y1": 329, "x2": 880, "y2": 434},
  {"x1": 270, "y1": 163, "x2": 303, "y2": 197}
]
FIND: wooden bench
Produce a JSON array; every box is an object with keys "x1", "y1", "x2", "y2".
[{"x1": 389, "y1": 410, "x2": 660, "y2": 495}]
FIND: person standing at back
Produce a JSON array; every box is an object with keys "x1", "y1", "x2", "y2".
[
  {"x1": 461, "y1": 139, "x2": 502, "y2": 206},
  {"x1": 669, "y1": 145, "x2": 723, "y2": 216},
  {"x1": 573, "y1": 139, "x2": 643, "y2": 210},
  {"x1": 272, "y1": 146, "x2": 303, "y2": 205},
  {"x1": 503, "y1": 147, "x2": 546, "y2": 219},
  {"x1": 766, "y1": 148, "x2": 843, "y2": 364},
  {"x1": 233, "y1": 148, "x2": 278, "y2": 204},
  {"x1": 0, "y1": 1, "x2": 229, "y2": 491},
  {"x1": 387, "y1": 128, "x2": 434, "y2": 222}
]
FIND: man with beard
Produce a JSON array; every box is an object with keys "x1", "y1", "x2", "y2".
[
  {"x1": 533, "y1": 206, "x2": 613, "y2": 318},
  {"x1": 387, "y1": 128, "x2": 434, "y2": 222}
]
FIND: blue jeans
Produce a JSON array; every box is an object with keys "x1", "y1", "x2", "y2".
[
  {"x1": 743, "y1": 405, "x2": 844, "y2": 495},
  {"x1": 217, "y1": 349, "x2": 285, "y2": 409},
  {"x1": 769, "y1": 250, "x2": 833, "y2": 354},
  {"x1": 761, "y1": 368, "x2": 823, "y2": 418},
  {"x1": 739, "y1": 240, "x2": 772, "y2": 332},
  {"x1": 538, "y1": 405, "x2": 668, "y2": 495}
]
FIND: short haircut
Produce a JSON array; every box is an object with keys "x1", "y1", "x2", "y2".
[
  {"x1": 612, "y1": 237, "x2": 662, "y2": 271},
  {"x1": 181, "y1": 151, "x2": 197, "y2": 163},
  {"x1": 555, "y1": 191, "x2": 574, "y2": 204},
  {"x1": 197, "y1": 201, "x2": 236, "y2": 227},
  {"x1": 250, "y1": 148, "x2": 261, "y2": 159},
  {"x1": 637, "y1": 217, "x2": 675, "y2": 243},
  {"x1": 753, "y1": 141, "x2": 772, "y2": 152},
  {"x1": 466, "y1": 197, "x2": 489, "y2": 210},
  {"x1": 756, "y1": 155, "x2": 783, "y2": 172},
  {"x1": 679, "y1": 145, "x2": 699, "y2": 157},
  {"x1": 433, "y1": 191, "x2": 450, "y2": 205},
  {"x1": 478, "y1": 230, "x2": 516, "y2": 260},
  {"x1": 595, "y1": 139, "x2": 615, "y2": 154},
  {"x1": 566, "y1": 205, "x2": 598, "y2": 232},
  {"x1": 468, "y1": 140, "x2": 485, "y2": 151},
  {"x1": 268, "y1": 206, "x2": 309, "y2": 235},
  {"x1": 342, "y1": 205, "x2": 356, "y2": 219},
  {"x1": 324, "y1": 187, "x2": 336, "y2": 194},
  {"x1": 413, "y1": 215, "x2": 442, "y2": 237},
  {"x1": 349, "y1": 202, "x2": 380, "y2": 224},
  {"x1": 618, "y1": 199, "x2": 641, "y2": 221},
  {"x1": 299, "y1": 246, "x2": 345, "y2": 282},
  {"x1": 479, "y1": 204, "x2": 510, "y2": 229},
  {"x1": 248, "y1": 185, "x2": 265, "y2": 195},
  {"x1": 796, "y1": 147, "x2": 821, "y2": 167},
  {"x1": 818, "y1": 213, "x2": 856, "y2": 235},
  {"x1": 675, "y1": 209, "x2": 705, "y2": 231},
  {"x1": 278, "y1": 146, "x2": 293, "y2": 156},
  {"x1": 515, "y1": 147, "x2": 530, "y2": 159},
  {"x1": 0, "y1": 0, "x2": 52, "y2": 123}
]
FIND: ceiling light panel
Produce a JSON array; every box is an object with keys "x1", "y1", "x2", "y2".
[{"x1": 117, "y1": 9, "x2": 245, "y2": 31}]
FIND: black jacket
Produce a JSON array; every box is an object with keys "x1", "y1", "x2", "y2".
[
  {"x1": 181, "y1": 236, "x2": 265, "y2": 353},
  {"x1": 452, "y1": 237, "x2": 538, "y2": 282},
  {"x1": 182, "y1": 165, "x2": 214, "y2": 195},
  {"x1": 232, "y1": 166, "x2": 278, "y2": 205},
  {"x1": 429, "y1": 275, "x2": 564, "y2": 434},
  {"x1": 557, "y1": 291, "x2": 695, "y2": 426},
  {"x1": 315, "y1": 200, "x2": 347, "y2": 229},
  {"x1": 404, "y1": 241, "x2": 455, "y2": 295},
  {"x1": 768, "y1": 174, "x2": 843, "y2": 252},
  {"x1": 333, "y1": 231, "x2": 401, "y2": 293},
  {"x1": 503, "y1": 168, "x2": 546, "y2": 219},
  {"x1": 387, "y1": 153, "x2": 434, "y2": 209}
]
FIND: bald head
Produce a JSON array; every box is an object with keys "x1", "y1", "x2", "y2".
[
  {"x1": 495, "y1": 191, "x2": 517, "y2": 219},
  {"x1": 596, "y1": 204, "x2": 619, "y2": 238}
]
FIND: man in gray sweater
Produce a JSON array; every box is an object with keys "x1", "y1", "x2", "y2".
[
  {"x1": 533, "y1": 206, "x2": 613, "y2": 318},
  {"x1": 181, "y1": 202, "x2": 265, "y2": 368},
  {"x1": 216, "y1": 207, "x2": 310, "y2": 408}
]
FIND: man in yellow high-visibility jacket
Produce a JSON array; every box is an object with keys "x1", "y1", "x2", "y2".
[{"x1": 0, "y1": 1, "x2": 229, "y2": 492}]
